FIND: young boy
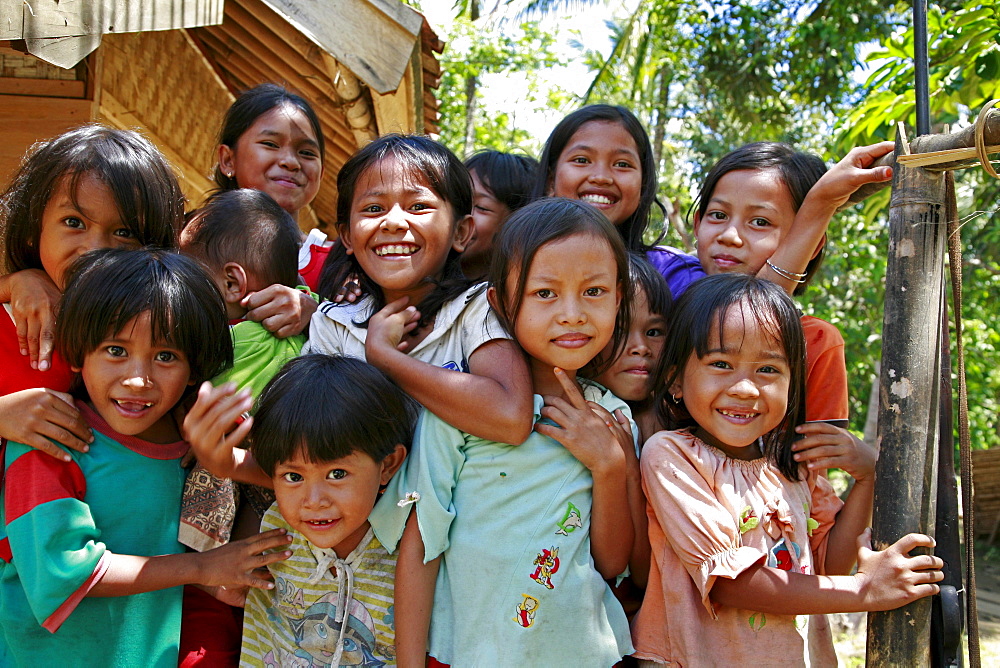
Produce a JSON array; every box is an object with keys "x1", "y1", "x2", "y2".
[
  {"x1": 177, "y1": 189, "x2": 310, "y2": 663},
  {"x1": 192, "y1": 354, "x2": 417, "y2": 666},
  {"x1": 179, "y1": 189, "x2": 307, "y2": 398}
]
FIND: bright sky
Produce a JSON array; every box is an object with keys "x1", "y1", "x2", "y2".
[{"x1": 417, "y1": 0, "x2": 641, "y2": 143}]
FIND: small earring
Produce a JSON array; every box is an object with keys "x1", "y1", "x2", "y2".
[{"x1": 671, "y1": 393, "x2": 681, "y2": 404}]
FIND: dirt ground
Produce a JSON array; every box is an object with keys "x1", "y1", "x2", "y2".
[{"x1": 829, "y1": 540, "x2": 1000, "y2": 666}]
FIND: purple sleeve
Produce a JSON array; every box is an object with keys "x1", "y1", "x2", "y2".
[{"x1": 646, "y1": 247, "x2": 707, "y2": 299}]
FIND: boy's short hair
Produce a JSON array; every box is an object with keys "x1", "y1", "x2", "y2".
[
  {"x1": 182, "y1": 189, "x2": 300, "y2": 289},
  {"x1": 250, "y1": 354, "x2": 419, "y2": 476},
  {"x1": 57, "y1": 247, "x2": 232, "y2": 388}
]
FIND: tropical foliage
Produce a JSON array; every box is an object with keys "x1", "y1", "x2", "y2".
[{"x1": 433, "y1": 0, "x2": 1000, "y2": 446}]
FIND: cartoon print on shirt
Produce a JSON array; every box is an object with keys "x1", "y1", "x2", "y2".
[
  {"x1": 767, "y1": 538, "x2": 807, "y2": 574},
  {"x1": 738, "y1": 505, "x2": 759, "y2": 534},
  {"x1": 280, "y1": 593, "x2": 386, "y2": 667},
  {"x1": 555, "y1": 502, "x2": 583, "y2": 536},
  {"x1": 530, "y1": 546, "x2": 560, "y2": 589},
  {"x1": 804, "y1": 502, "x2": 819, "y2": 535},
  {"x1": 513, "y1": 594, "x2": 540, "y2": 628}
]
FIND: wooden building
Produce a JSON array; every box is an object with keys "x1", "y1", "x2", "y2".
[{"x1": 0, "y1": 0, "x2": 443, "y2": 231}]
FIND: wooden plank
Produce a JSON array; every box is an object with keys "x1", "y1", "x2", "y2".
[
  {"x1": 0, "y1": 77, "x2": 86, "y2": 98},
  {"x1": 260, "y1": 0, "x2": 421, "y2": 94},
  {"x1": 371, "y1": 66, "x2": 416, "y2": 135},
  {"x1": 10, "y1": 0, "x2": 224, "y2": 40},
  {"x1": 0, "y1": 95, "x2": 92, "y2": 188}
]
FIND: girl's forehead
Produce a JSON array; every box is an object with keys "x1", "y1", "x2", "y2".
[
  {"x1": 250, "y1": 103, "x2": 314, "y2": 135},
  {"x1": 567, "y1": 120, "x2": 639, "y2": 154},
  {"x1": 709, "y1": 301, "x2": 784, "y2": 352},
  {"x1": 357, "y1": 156, "x2": 435, "y2": 194}
]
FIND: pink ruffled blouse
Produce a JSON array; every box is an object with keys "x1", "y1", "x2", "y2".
[{"x1": 632, "y1": 429, "x2": 843, "y2": 667}]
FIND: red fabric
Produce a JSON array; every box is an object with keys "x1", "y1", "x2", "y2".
[
  {"x1": 0, "y1": 306, "x2": 75, "y2": 396},
  {"x1": 178, "y1": 585, "x2": 243, "y2": 667},
  {"x1": 5, "y1": 448, "x2": 86, "y2": 522},
  {"x1": 427, "y1": 657, "x2": 450, "y2": 668},
  {"x1": 298, "y1": 243, "x2": 332, "y2": 292},
  {"x1": 0, "y1": 537, "x2": 10, "y2": 562},
  {"x1": 801, "y1": 315, "x2": 849, "y2": 423}
]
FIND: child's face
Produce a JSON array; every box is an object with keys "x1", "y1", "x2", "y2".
[
  {"x1": 462, "y1": 170, "x2": 511, "y2": 274},
  {"x1": 77, "y1": 311, "x2": 192, "y2": 443},
  {"x1": 694, "y1": 168, "x2": 797, "y2": 276},
  {"x1": 272, "y1": 446, "x2": 404, "y2": 557},
  {"x1": 508, "y1": 233, "x2": 620, "y2": 379},
  {"x1": 672, "y1": 301, "x2": 790, "y2": 459},
  {"x1": 219, "y1": 104, "x2": 323, "y2": 217},
  {"x1": 341, "y1": 157, "x2": 472, "y2": 304},
  {"x1": 549, "y1": 120, "x2": 642, "y2": 227},
  {"x1": 39, "y1": 172, "x2": 137, "y2": 289},
  {"x1": 593, "y1": 289, "x2": 666, "y2": 402}
]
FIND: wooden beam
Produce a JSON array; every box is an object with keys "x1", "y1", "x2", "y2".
[
  {"x1": 0, "y1": 94, "x2": 92, "y2": 187},
  {"x1": 259, "y1": 0, "x2": 421, "y2": 94},
  {"x1": 0, "y1": 78, "x2": 86, "y2": 98},
  {"x1": 222, "y1": 2, "x2": 343, "y2": 105}
]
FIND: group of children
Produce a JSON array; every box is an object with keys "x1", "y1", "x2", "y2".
[{"x1": 0, "y1": 83, "x2": 945, "y2": 667}]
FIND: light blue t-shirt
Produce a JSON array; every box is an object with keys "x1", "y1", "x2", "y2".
[{"x1": 371, "y1": 384, "x2": 635, "y2": 666}]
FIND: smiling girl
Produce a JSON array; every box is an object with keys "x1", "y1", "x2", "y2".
[
  {"x1": 632, "y1": 274, "x2": 942, "y2": 667},
  {"x1": 374, "y1": 197, "x2": 637, "y2": 666},
  {"x1": 209, "y1": 83, "x2": 327, "y2": 334},
  {"x1": 306, "y1": 134, "x2": 532, "y2": 444}
]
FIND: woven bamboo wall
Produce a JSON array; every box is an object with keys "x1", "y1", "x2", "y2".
[{"x1": 97, "y1": 30, "x2": 233, "y2": 210}]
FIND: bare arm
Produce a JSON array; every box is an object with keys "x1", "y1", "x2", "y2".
[
  {"x1": 760, "y1": 141, "x2": 895, "y2": 295},
  {"x1": 0, "y1": 269, "x2": 61, "y2": 369},
  {"x1": 394, "y1": 516, "x2": 439, "y2": 668},
  {"x1": 90, "y1": 529, "x2": 291, "y2": 597},
  {"x1": 365, "y1": 298, "x2": 533, "y2": 444},
  {"x1": 792, "y1": 422, "x2": 878, "y2": 574},
  {"x1": 590, "y1": 404, "x2": 650, "y2": 586},
  {"x1": 710, "y1": 530, "x2": 942, "y2": 614}
]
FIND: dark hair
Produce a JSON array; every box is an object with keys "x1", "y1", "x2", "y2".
[
  {"x1": 582, "y1": 253, "x2": 672, "y2": 383},
  {"x1": 57, "y1": 248, "x2": 232, "y2": 390},
  {"x1": 465, "y1": 150, "x2": 538, "y2": 213},
  {"x1": 1, "y1": 125, "x2": 183, "y2": 274},
  {"x1": 629, "y1": 252, "x2": 672, "y2": 319},
  {"x1": 214, "y1": 83, "x2": 326, "y2": 191},
  {"x1": 532, "y1": 105, "x2": 660, "y2": 253},
  {"x1": 694, "y1": 142, "x2": 829, "y2": 295},
  {"x1": 182, "y1": 189, "x2": 300, "y2": 288},
  {"x1": 317, "y1": 134, "x2": 474, "y2": 329},
  {"x1": 654, "y1": 274, "x2": 806, "y2": 480},
  {"x1": 250, "y1": 354, "x2": 418, "y2": 476},
  {"x1": 489, "y1": 197, "x2": 633, "y2": 372}
]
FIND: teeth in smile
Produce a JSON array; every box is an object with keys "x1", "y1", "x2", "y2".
[
  {"x1": 308, "y1": 519, "x2": 334, "y2": 525},
  {"x1": 580, "y1": 194, "x2": 614, "y2": 205},
  {"x1": 115, "y1": 400, "x2": 153, "y2": 408},
  {"x1": 375, "y1": 245, "x2": 417, "y2": 256},
  {"x1": 720, "y1": 409, "x2": 757, "y2": 418}
]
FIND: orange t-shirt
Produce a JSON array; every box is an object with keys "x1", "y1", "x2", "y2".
[{"x1": 801, "y1": 315, "x2": 848, "y2": 423}]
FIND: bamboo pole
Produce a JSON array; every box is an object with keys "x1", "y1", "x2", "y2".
[
  {"x1": 865, "y1": 133, "x2": 949, "y2": 666},
  {"x1": 843, "y1": 108, "x2": 1000, "y2": 209}
]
